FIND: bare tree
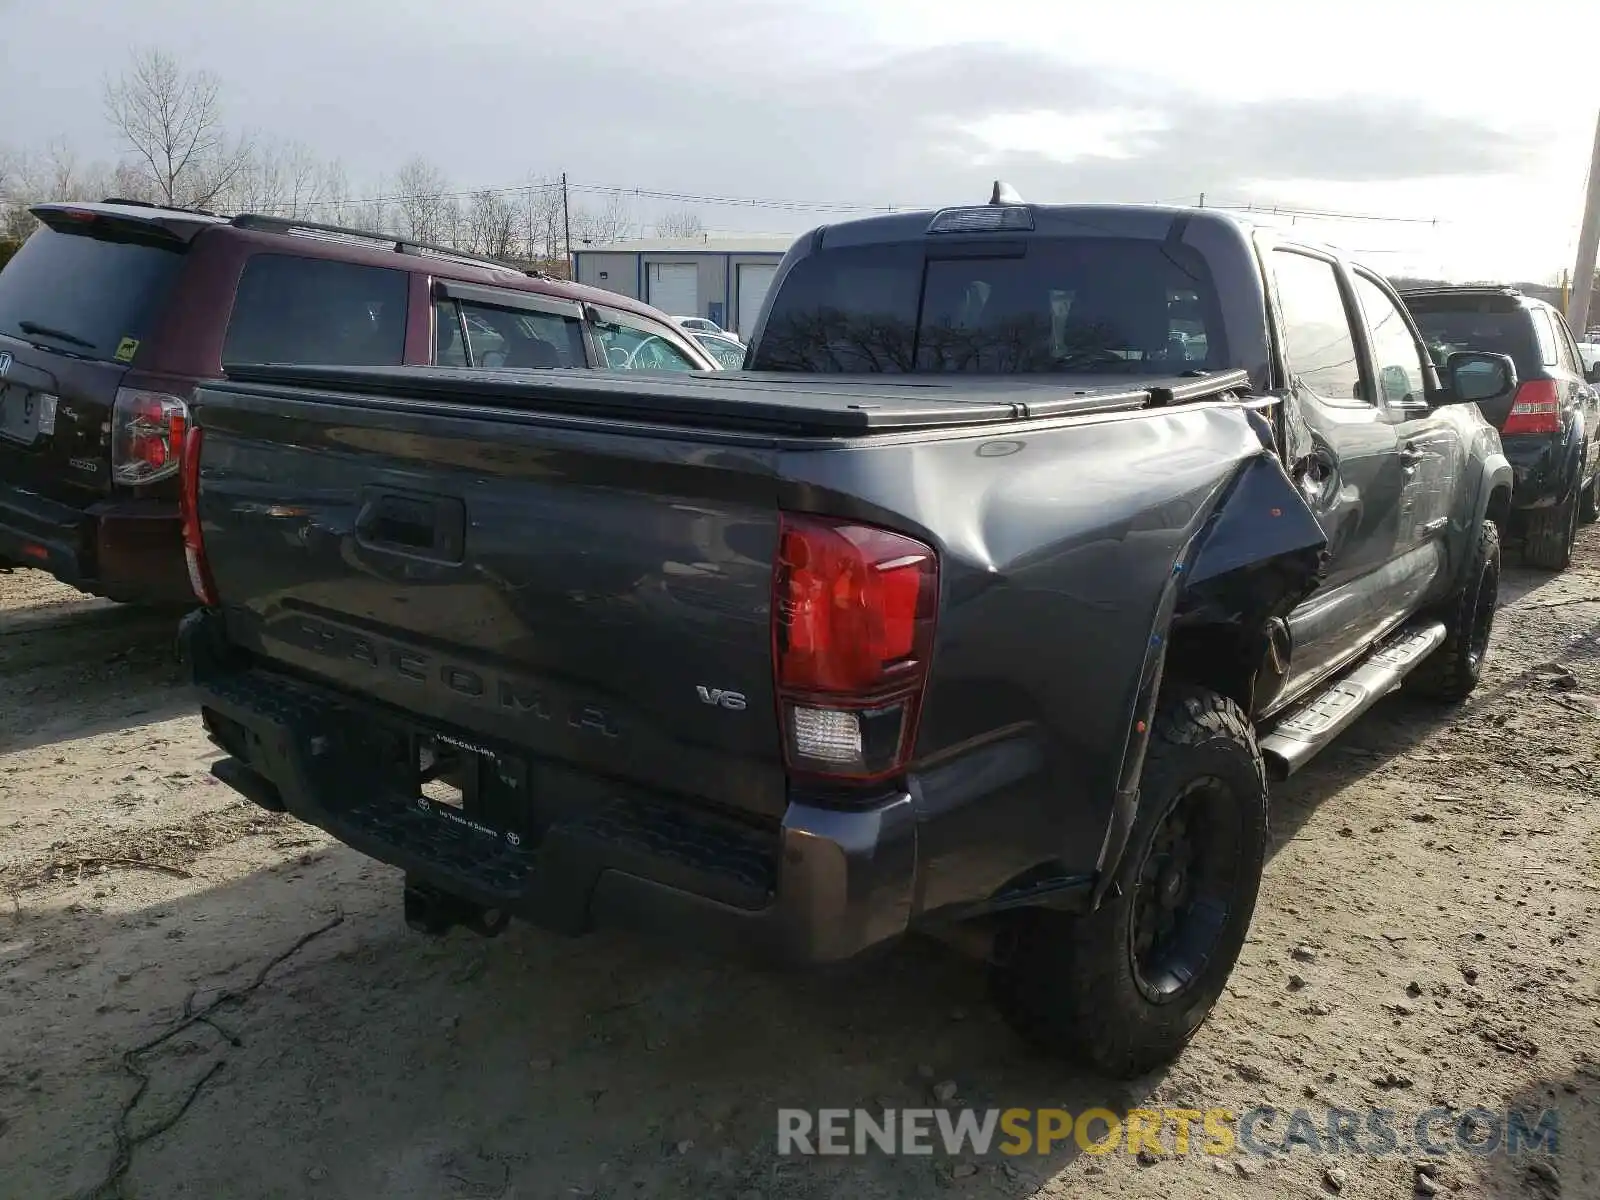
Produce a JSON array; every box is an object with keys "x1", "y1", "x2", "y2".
[
  {"x1": 32, "y1": 140, "x2": 112, "y2": 203},
  {"x1": 654, "y1": 208, "x2": 705, "y2": 239},
  {"x1": 229, "y1": 142, "x2": 287, "y2": 215},
  {"x1": 349, "y1": 171, "x2": 393, "y2": 236},
  {"x1": 104, "y1": 48, "x2": 250, "y2": 209},
  {"x1": 394, "y1": 156, "x2": 458, "y2": 245},
  {"x1": 513, "y1": 176, "x2": 566, "y2": 263},
  {"x1": 280, "y1": 143, "x2": 324, "y2": 219},
  {"x1": 572, "y1": 192, "x2": 633, "y2": 246},
  {"x1": 108, "y1": 162, "x2": 158, "y2": 206},
  {"x1": 465, "y1": 188, "x2": 516, "y2": 260},
  {"x1": 0, "y1": 141, "x2": 119, "y2": 241},
  {"x1": 319, "y1": 159, "x2": 353, "y2": 225},
  {"x1": 0, "y1": 144, "x2": 33, "y2": 242}
]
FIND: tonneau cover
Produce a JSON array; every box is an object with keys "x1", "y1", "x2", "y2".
[{"x1": 219, "y1": 363, "x2": 1251, "y2": 436}]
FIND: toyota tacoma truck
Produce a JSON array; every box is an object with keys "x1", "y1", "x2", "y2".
[{"x1": 180, "y1": 192, "x2": 1516, "y2": 1078}]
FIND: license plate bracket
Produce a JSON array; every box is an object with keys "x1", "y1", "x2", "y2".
[
  {"x1": 411, "y1": 730, "x2": 532, "y2": 849},
  {"x1": 0, "y1": 384, "x2": 40, "y2": 445}
]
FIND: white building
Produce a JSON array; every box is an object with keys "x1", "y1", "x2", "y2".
[{"x1": 570, "y1": 236, "x2": 796, "y2": 338}]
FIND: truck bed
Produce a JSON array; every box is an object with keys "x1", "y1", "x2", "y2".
[{"x1": 181, "y1": 361, "x2": 1289, "y2": 959}]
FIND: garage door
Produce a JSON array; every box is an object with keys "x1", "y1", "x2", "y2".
[
  {"x1": 737, "y1": 264, "x2": 778, "y2": 336},
  {"x1": 647, "y1": 262, "x2": 698, "y2": 318}
]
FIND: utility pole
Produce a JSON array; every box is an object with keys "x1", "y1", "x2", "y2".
[
  {"x1": 1567, "y1": 109, "x2": 1600, "y2": 338},
  {"x1": 561, "y1": 172, "x2": 573, "y2": 280},
  {"x1": 1198, "y1": 192, "x2": 1205, "y2": 208}
]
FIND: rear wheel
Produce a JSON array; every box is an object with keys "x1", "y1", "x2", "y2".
[
  {"x1": 1581, "y1": 472, "x2": 1600, "y2": 524},
  {"x1": 988, "y1": 687, "x2": 1267, "y2": 1079},
  {"x1": 1406, "y1": 519, "x2": 1499, "y2": 701},
  {"x1": 1523, "y1": 494, "x2": 1578, "y2": 571}
]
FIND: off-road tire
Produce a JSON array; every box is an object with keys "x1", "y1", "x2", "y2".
[
  {"x1": 987, "y1": 686, "x2": 1268, "y2": 1079},
  {"x1": 1405, "y1": 519, "x2": 1499, "y2": 702},
  {"x1": 1523, "y1": 493, "x2": 1578, "y2": 570}
]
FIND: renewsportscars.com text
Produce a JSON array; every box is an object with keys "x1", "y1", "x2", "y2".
[{"x1": 776, "y1": 1106, "x2": 1559, "y2": 1159}]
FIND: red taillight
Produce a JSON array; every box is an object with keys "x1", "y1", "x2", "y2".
[
  {"x1": 772, "y1": 514, "x2": 938, "y2": 781},
  {"x1": 111, "y1": 388, "x2": 190, "y2": 485},
  {"x1": 1501, "y1": 380, "x2": 1562, "y2": 435},
  {"x1": 179, "y1": 425, "x2": 217, "y2": 605}
]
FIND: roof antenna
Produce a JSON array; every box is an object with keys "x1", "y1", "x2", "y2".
[{"x1": 990, "y1": 180, "x2": 1024, "y2": 206}]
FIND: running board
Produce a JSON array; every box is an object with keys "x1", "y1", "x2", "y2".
[{"x1": 1259, "y1": 621, "x2": 1447, "y2": 778}]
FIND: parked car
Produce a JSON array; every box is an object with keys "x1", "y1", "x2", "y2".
[
  {"x1": 1401, "y1": 286, "x2": 1600, "y2": 570},
  {"x1": 181, "y1": 191, "x2": 1513, "y2": 1079},
  {"x1": 692, "y1": 331, "x2": 747, "y2": 369},
  {"x1": 674, "y1": 315, "x2": 729, "y2": 337},
  {"x1": 0, "y1": 201, "x2": 715, "y2": 603}
]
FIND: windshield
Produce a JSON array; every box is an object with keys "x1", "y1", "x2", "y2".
[
  {"x1": 749, "y1": 236, "x2": 1228, "y2": 374},
  {"x1": 0, "y1": 224, "x2": 187, "y2": 363},
  {"x1": 1406, "y1": 304, "x2": 1539, "y2": 379}
]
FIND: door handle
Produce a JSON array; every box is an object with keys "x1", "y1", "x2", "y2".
[{"x1": 354, "y1": 489, "x2": 466, "y2": 563}]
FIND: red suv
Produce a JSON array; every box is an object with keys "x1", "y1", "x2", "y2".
[{"x1": 0, "y1": 201, "x2": 717, "y2": 604}]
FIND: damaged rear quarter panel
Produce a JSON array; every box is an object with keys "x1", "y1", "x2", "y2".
[{"x1": 776, "y1": 400, "x2": 1327, "y2": 917}]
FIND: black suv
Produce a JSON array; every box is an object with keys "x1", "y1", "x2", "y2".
[
  {"x1": 0, "y1": 201, "x2": 715, "y2": 604},
  {"x1": 1403, "y1": 286, "x2": 1600, "y2": 569}
]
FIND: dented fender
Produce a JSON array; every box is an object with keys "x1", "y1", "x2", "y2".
[
  {"x1": 775, "y1": 400, "x2": 1331, "y2": 919},
  {"x1": 1094, "y1": 450, "x2": 1330, "y2": 899}
]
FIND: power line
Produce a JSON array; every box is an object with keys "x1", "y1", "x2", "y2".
[
  {"x1": 1204, "y1": 199, "x2": 1441, "y2": 226},
  {"x1": 245, "y1": 175, "x2": 1447, "y2": 228}
]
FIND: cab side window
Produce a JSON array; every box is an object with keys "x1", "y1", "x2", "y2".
[
  {"x1": 1352, "y1": 274, "x2": 1428, "y2": 405},
  {"x1": 1271, "y1": 251, "x2": 1364, "y2": 404},
  {"x1": 591, "y1": 308, "x2": 701, "y2": 372}
]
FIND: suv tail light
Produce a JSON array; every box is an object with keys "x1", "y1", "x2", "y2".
[
  {"x1": 1501, "y1": 380, "x2": 1562, "y2": 435},
  {"x1": 179, "y1": 425, "x2": 217, "y2": 605},
  {"x1": 772, "y1": 514, "x2": 939, "y2": 781},
  {"x1": 111, "y1": 388, "x2": 190, "y2": 484}
]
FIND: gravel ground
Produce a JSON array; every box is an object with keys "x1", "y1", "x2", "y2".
[{"x1": 1, "y1": 545, "x2": 1597, "y2": 1200}]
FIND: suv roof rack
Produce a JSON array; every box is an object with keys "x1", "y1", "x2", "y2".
[{"x1": 229, "y1": 212, "x2": 549, "y2": 278}]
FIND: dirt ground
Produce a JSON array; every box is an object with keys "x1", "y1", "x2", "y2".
[{"x1": 2, "y1": 542, "x2": 1599, "y2": 1200}]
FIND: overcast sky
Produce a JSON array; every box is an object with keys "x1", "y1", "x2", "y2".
[{"x1": 2, "y1": 0, "x2": 1594, "y2": 281}]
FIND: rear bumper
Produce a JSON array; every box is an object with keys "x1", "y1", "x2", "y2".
[
  {"x1": 0, "y1": 479, "x2": 190, "y2": 602},
  {"x1": 1503, "y1": 431, "x2": 1579, "y2": 511},
  {"x1": 181, "y1": 608, "x2": 948, "y2": 964}
]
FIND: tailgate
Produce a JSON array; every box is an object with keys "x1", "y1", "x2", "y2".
[
  {"x1": 193, "y1": 384, "x2": 788, "y2": 820},
  {"x1": 0, "y1": 337, "x2": 128, "y2": 499}
]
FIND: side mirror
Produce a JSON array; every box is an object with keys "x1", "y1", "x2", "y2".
[
  {"x1": 1442, "y1": 350, "x2": 1518, "y2": 406},
  {"x1": 1586, "y1": 361, "x2": 1600, "y2": 385}
]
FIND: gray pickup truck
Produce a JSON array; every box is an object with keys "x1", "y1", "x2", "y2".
[{"x1": 179, "y1": 190, "x2": 1515, "y2": 1078}]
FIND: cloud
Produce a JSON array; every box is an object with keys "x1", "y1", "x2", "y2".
[
  {"x1": 821, "y1": 45, "x2": 1532, "y2": 198},
  {"x1": 1, "y1": 6, "x2": 1541, "y2": 230}
]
